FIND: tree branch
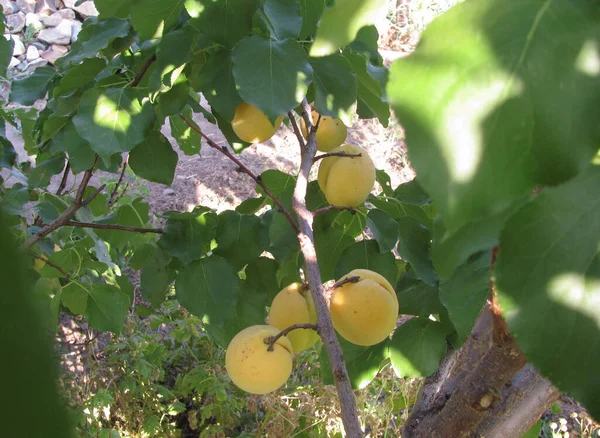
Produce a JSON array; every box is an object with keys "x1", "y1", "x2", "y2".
[
  {"x1": 313, "y1": 205, "x2": 358, "y2": 216},
  {"x1": 22, "y1": 156, "x2": 100, "y2": 250},
  {"x1": 108, "y1": 155, "x2": 128, "y2": 206},
  {"x1": 56, "y1": 161, "x2": 70, "y2": 196},
  {"x1": 130, "y1": 54, "x2": 156, "y2": 87},
  {"x1": 66, "y1": 221, "x2": 163, "y2": 234},
  {"x1": 314, "y1": 152, "x2": 362, "y2": 162},
  {"x1": 291, "y1": 98, "x2": 364, "y2": 438},
  {"x1": 179, "y1": 113, "x2": 300, "y2": 234},
  {"x1": 264, "y1": 323, "x2": 319, "y2": 351},
  {"x1": 30, "y1": 252, "x2": 70, "y2": 279}
]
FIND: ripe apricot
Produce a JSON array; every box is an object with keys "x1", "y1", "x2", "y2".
[
  {"x1": 330, "y1": 269, "x2": 398, "y2": 346},
  {"x1": 269, "y1": 283, "x2": 320, "y2": 352},
  {"x1": 231, "y1": 102, "x2": 283, "y2": 144},
  {"x1": 300, "y1": 109, "x2": 348, "y2": 152},
  {"x1": 317, "y1": 144, "x2": 375, "y2": 207},
  {"x1": 225, "y1": 325, "x2": 293, "y2": 394}
]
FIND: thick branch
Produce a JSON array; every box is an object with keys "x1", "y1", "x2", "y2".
[
  {"x1": 314, "y1": 152, "x2": 362, "y2": 162},
  {"x1": 313, "y1": 205, "x2": 358, "y2": 216},
  {"x1": 22, "y1": 156, "x2": 100, "y2": 250},
  {"x1": 264, "y1": 323, "x2": 318, "y2": 351},
  {"x1": 66, "y1": 221, "x2": 163, "y2": 234},
  {"x1": 179, "y1": 114, "x2": 300, "y2": 234},
  {"x1": 291, "y1": 99, "x2": 363, "y2": 438}
]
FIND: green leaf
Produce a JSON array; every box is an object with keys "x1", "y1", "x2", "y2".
[
  {"x1": 62, "y1": 122, "x2": 97, "y2": 174},
  {"x1": 522, "y1": 420, "x2": 542, "y2": 438},
  {"x1": 335, "y1": 240, "x2": 397, "y2": 286},
  {"x1": 190, "y1": 0, "x2": 260, "y2": 47},
  {"x1": 95, "y1": 199, "x2": 150, "y2": 250},
  {"x1": 53, "y1": 58, "x2": 107, "y2": 98},
  {"x1": 141, "y1": 263, "x2": 174, "y2": 308},
  {"x1": 236, "y1": 197, "x2": 267, "y2": 214},
  {"x1": 9, "y1": 66, "x2": 57, "y2": 105},
  {"x1": 394, "y1": 179, "x2": 430, "y2": 206},
  {"x1": 344, "y1": 52, "x2": 389, "y2": 126},
  {"x1": 0, "y1": 184, "x2": 28, "y2": 216},
  {"x1": 321, "y1": 336, "x2": 387, "y2": 389},
  {"x1": 86, "y1": 283, "x2": 131, "y2": 333},
  {"x1": 198, "y1": 50, "x2": 242, "y2": 122},
  {"x1": 314, "y1": 224, "x2": 355, "y2": 282},
  {"x1": 61, "y1": 282, "x2": 89, "y2": 315},
  {"x1": 232, "y1": 35, "x2": 313, "y2": 121},
  {"x1": 158, "y1": 206, "x2": 217, "y2": 264},
  {"x1": 386, "y1": 318, "x2": 447, "y2": 378},
  {"x1": 348, "y1": 25, "x2": 383, "y2": 66},
  {"x1": 169, "y1": 107, "x2": 201, "y2": 155},
  {"x1": 73, "y1": 88, "x2": 155, "y2": 164},
  {"x1": 298, "y1": 0, "x2": 325, "y2": 39},
  {"x1": 496, "y1": 166, "x2": 600, "y2": 420},
  {"x1": 386, "y1": 0, "x2": 600, "y2": 236},
  {"x1": 40, "y1": 249, "x2": 82, "y2": 279},
  {"x1": 397, "y1": 217, "x2": 438, "y2": 286},
  {"x1": 439, "y1": 252, "x2": 490, "y2": 344},
  {"x1": 0, "y1": 30, "x2": 13, "y2": 77},
  {"x1": 268, "y1": 212, "x2": 300, "y2": 261},
  {"x1": 28, "y1": 154, "x2": 66, "y2": 189},
  {"x1": 129, "y1": 130, "x2": 178, "y2": 185},
  {"x1": 375, "y1": 169, "x2": 394, "y2": 197},
  {"x1": 396, "y1": 275, "x2": 443, "y2": 317},
  {"x1": 245, "y1": 257, "x2": 281, "y2": 302},
  {"x1": 310, "y1": 0, "x2": 386, "y2": 57},
  {"x1": 310, "y1": 54, "x2": 357, "y2": 125},
  {"x1": 260, "y1": 0, "x2": 302, "y2": 40},
  {"x1": 130, "y1": 0, "x2": 185, "y2": 41},
  {"x1": 0, "y1": 138, "x2": 16, "y2": 169},
  {"x1": 258, "y1": 169, "x2": 296, "y2": 210},
  {"x1": 95, "y1": 0, "x2": 130, "y2": 17},
  {"x1": 366, "y1": 209, "x2": 399, "y2": 253},
  {"x1": 214, "y1": 210, "x2": 268, "y2": 270},
  {"x1": 175, "y1": 256, "x2": 241, "y2": 326},
  {"x1": 31, "y1": 277, "x2": 62, "y2": 332}
]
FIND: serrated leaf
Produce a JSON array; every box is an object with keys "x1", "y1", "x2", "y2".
[
  {"x1": 439, "y1": 252, "x2": 490, "y2": 344},
  {"x1": 61, "y1": 282, "x2": 89, "y2": 315},
  {"x1": 335, "y1": 240, "x2": 397, "y2": 286},
  {"x1": 214, "y1": 210, "x2": 268, "y2": 270},
  {"x1": 386, "y1": 0, "x2": 600, "y2": 237},
  {"x1": 73, "y1": 88, "x2": 155, "y2": 164},
  {"x1": 232, "y1": 35, "x2": 313, "y2": 121},
  {"x1": 260, "y1": 0, "x2": 302, "y2": 40},
  {"x1": 310, "y1": 54, "x2": 357, "y2": 125},
  {"x1": 175, "y1": 255, "x2": 241, "y2": 326},
  {"x1": 310, "y1": 0, "x2": 386, "y2": 57},
  {"x1": 198, "y1": 50, "x2": 242, "y2": 122},
  {"x1": 496, "y1": 167, "x2": 600, "y2": 420},
  {"x1": 169, "y1": 107, "x2": 201, "y2": 155},
  {"x1": 158, "y1": 207, "x2": 217, "y2": 264},
  {"x1": 9, "y1": 67, "x2": 57, "y2": 105},
  {"x1": 321, "y1": 336, "x2": 386, "y2": 389},
  {"x1": 395, "y1": 275, "x2": 443, "y2": 317},
  {"x1": 386, "y1": 318, "x2": 447, "y2": 378},
  {"x1": 366, "y1": 209, "x2": 399, "y2": 253},
  {"x1": 129, "y1": 131, "x2": 178, "y2": 185},
  {"x1": 397, "y1": 216, "x2": 437, "y2": 286},
  {"x1": 86, "y1": 283, "x2": 131, "y2": 332},
  {"x1": 130, "y1": 0, "x2": 185, "y2": 41},
  {"x1": 53, "y1": 58, "x2": 107, "y2": 98}
]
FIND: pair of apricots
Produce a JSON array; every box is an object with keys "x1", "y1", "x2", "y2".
[
  {"x1": 231, "y1": 102, "x2": 376, "y2": 209},
  {"x1": 226, "y1": 270, "x2": 399, "y2": 395}
]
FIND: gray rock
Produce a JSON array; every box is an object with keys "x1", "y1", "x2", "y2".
[
  {"x1": 34, "y1": 0, "x2": 58, "y2": 15},
  {"x1": 25, "y1": 12, "x2": 44, "y2": 30},
  {"x1": 5, "y1": 34, "x2": 26, "y2": 56},
  {"x1": 6, "y1": 12, "x2": 26, "y2": 33},
  {"x1": 9, "y1": 57, "x2": 20, "y2": 69},
  {"x1": 16, "y1": 61, "x2": 28, "y2": 71},
  {"x1": 37, "y1": 19, "x2": 72, "y2": 45},
  {"x1": 58, "y1": 8, "x2": 75, "y2": 20},
  {"x1": 26, "y1": 45, "x2": 39, "y2": 61},
  {"x1": 40, "y1": 44, "x2": 68, "y2": 64},
  {"x1": 163, "y1": 188, "x2": 175, "y2": 196},
  {"x1": 40, "y1": 11, "x2": 63, "y2": 27},
  {"x1": 70, "y1": 19, "x2": 82, "y2": 43},
  {"x1": 31, "y1": 41, "x2": 49, "y2": 51},
  {"x1": 62, "y1": 0, "x2": 97, "y2": 18},
  {"x1": 0, "y1": 0, "x2": 18, "y2": 15},
  {"x1": 23, "y1": 57, "x2": 48, "y2": 73},
  {"x1": 15, "y1": 0, "x2": 35, "y2": 14}
]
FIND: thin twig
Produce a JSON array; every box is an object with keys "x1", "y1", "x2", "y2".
[
  {"x1": 178, "y1": 113, "x2": 300, "y2": 234},
  {"x1": 264, "y1": 323, "x2": 319, "y2": 352},
  {"x1": 81, "y1": 184, "x2": 106, "y2": 207},
  {"x1": 22, "y1": 156, "x2": 100, "y2": 250},
  {"x1": 66, "y1": 221, "x2": 163, "y2": 234},
  {"x1": 312, "y1": 205, "x2": 357, "y2": 216},
  {"x1": 291, "y1": 98, "x2": 364, "y2": 437},
  {"x1": 288, "y1": 111, "x2": 306, "y2": 149},
  {"x1": 330, "y1": 276, "x2": 361, "y2": 291},
  {"x1": 130, "y1": 54, "x2": 156, "y2": 87},
  {"x1": 56, "y1": 161, "x2": 70, "y2": 196},
  {"x1": 313, "y1": 152, "x2": 362, "y2": 162},
  {"x1": 108, "y1": 155, "x2": 128, "y2": 206},
  {"x1": 29, "y1": 252, "x2": 70, "y2": 279}
]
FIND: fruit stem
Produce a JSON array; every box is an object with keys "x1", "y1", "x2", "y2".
[
  {"x1": 264, "y1": 323, "x2": 319, "y2": 352},
  {"x1": 313, "y1": 151, "x2": 362, "y2": 163},
  {"x1": 330, "y1": 276, "x2": 361, "y2": 290}
]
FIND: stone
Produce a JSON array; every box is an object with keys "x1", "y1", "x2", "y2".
[
  {"x1": 16, "y1": 61, "x2": 28, "y2": 71},
  {"x1": 37, "y1": 19, "x2": 72, "y2": 45},
  {"x1": 62, "y1": 0, "x2": 97, "y2": 18},
  {"x1": 70, "y1": 19, "x2": 82, "y2": 42},
  {"x1": 163, "y1": 188, "x2": 175, "y2": 196},
  {"x1": 9, "y1": 57, "x2": 20, "y2": 68},
  {"x1": 40, "y1": 12, "x2": 63, "y2": 27},
  {"x1": 40, "y1": 44, "x2": 68, "y2": 64},
  {"x1": 34, "y1": 0, "x2": 58, "y2": 15},
  {"x1": 0, "y1": 0, "x2": 18, "y2": 15},
  {"x1": 5, "y1": 34, "x2": 26, "y2": 56},
  {"x1": 25, "y1": 12, "x2": 44, "y2": 30},
  {"x1": 31, "y1": 41, "x2": 48, "y2": 51},
  {"x1": 58, "y1": 8, "x2": 75, "y2": 20},
  {"x1": 15, "y1": 0, "x2": 36, "y2": 14},
  {"x1": 6, "y1": 12, "x2": 26, "y2": 33},
  {"x1": 26, "y1": 45, "x2": 39, "y2": 61},
  {"x1": 24, "y1": 58, "x2": 48, "y2": 73}
]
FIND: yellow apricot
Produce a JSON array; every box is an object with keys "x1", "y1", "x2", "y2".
[
  {"x1": 300, "y1": 109, "x2": 348, "y2": 152},
  {"x1": 231, "y1": 102, "x2": 283, "y2": 144},
  {"x1": 330, "y1": 269, "x2": 398, "y2": 346},
  {"x1": 225, "y1": 325, "x2": 293, "y2": 394},
  {"x1": 269, "y1": 283, "x2": 320, "y2": 352},
  {"x1": 33, "y1": 258, "x2": 45, "y2": 271},
  {"x1": 317, "y1": 144, "x2": 375, "y2": 207}
]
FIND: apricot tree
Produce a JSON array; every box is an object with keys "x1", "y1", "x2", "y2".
[{"x1": 1, "y1": 0, "x2": 599, "y2": 437}]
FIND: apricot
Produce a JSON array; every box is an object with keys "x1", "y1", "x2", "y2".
[
  {"x1": 317, "y1": 144, "x2": 375, "y2": 207},
  {"x1": 300, "y1": 109, "x2": 348, "y2": 152},
  {"x1": 225, "y1": 325, "x2": 293, "y2": 394},
  {"x1": 330, "y1": 269, "x2": 398, "y2": 346},
  {"x1": 269, "y1": 283, "x2": 320, "y2": 352},
  {"x1": 231, "y1": 102, "x2": 283, "y2": 144}
]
